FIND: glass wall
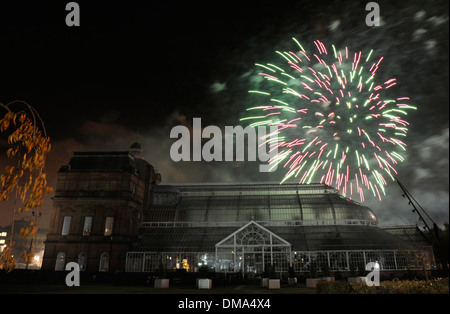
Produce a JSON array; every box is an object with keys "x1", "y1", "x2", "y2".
[
  {"x1": 135, "y1": 184, "x2": 433, "y2": 274},
  {"x1": 126, "y1": 252, "x2": 215, "y2": 272},
  {"x1": 126, "y1": 249, "x2": 435, "y2": 273}
]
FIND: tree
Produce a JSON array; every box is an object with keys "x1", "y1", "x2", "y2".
[
  {"x1": 309, "y1": 261, "x2": 317, "y2": 278},
  {"x1": 433, "y1": 222, "x2": 449, "y2": 274},
  {"x1": 321, "y1": 262, "x2": 330, "y2": 277},
  {"x1": 268, "y1": 264, "x2": 277, "y2": 279},
  {"x1": 0, "y1": 100, "x2": 52, "y2": 272},
  {"x1": 198, "y1": 264, "x2": 209, "y2": 279}
]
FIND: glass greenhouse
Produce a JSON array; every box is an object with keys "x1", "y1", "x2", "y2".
[{"x1": 126, "y1": 183, "x2": 434, "y2": 274}]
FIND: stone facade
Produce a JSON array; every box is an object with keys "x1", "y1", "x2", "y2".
[{"x1": 42, "y1": 144, "x2": 159, "y2": 272}]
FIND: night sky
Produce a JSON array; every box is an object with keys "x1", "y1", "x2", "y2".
[{"x1": 0, "y1": 0, "x2": 448, "y2": 229}]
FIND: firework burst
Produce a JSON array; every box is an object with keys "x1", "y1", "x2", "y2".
[{"x1": 242, "y1": 38, "x2": 417, "y2": 201}]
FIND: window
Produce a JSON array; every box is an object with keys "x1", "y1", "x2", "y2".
[
  {"x1": 99, "y1": 252, "x2": 109, "y2": 272},
  {"x1": 83, "y1": 216, "x2": 93, "y2": 235},
  {"x1": 78, "y1": 252, "x2": 87, "y2": 271},
  {"x1": 55, "y1": 252, "x2": 66, "y2": 271},
  {"x1": 104, "y1": 217, "x2": 114, "y2": 236},
  {"x1": 61, "y1": 216, "x2": 72, "y2": 235}
]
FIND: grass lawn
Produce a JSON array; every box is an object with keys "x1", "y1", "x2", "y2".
[{"x1": 0, "y1": 282, "x2": 317, "y2": 294}]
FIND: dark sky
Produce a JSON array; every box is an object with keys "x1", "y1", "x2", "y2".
[
  {"x1": 1, "y1": 1, "x2": 293, "y2": 135},
  {"x1": 0, "y1": 0, "x2": 448, "y2": 228}
]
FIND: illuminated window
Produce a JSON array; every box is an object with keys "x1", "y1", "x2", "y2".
[
  {"x1": 104, "y1": 217, "x2": 114, "y2": 236},
  {"x1": 61, "y1": 216, "x2": 72, "y2": 235},
  {"x1": 55, "y1": 252, "x2": 66, "y2": 271},
  {"x1": 78, "y1": 252, "x2": 87, "y2": 271},
  {"x1": 0, "y1": 232, "x2": 7, "y2": 237},
  {"x1": 83, "y1": 216, "x2": 93, "y2": 235},
  {"x1": 99, "y1": 252, "x2": 109, "y2": 272}
]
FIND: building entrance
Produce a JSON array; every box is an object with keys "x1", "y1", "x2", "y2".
[
  {"x1": 240, "y1": 247, "x2": 265, "y2": 274},
  {"x1": 215, "y1": 221, "x2": 292, "y2": 274}
]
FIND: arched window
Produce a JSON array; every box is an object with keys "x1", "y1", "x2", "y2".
[
  {"x1": 55, "y1": 252, "x2": 66, "y2": 271},
  {"x1": 78, "y1": 252, "x2": 87, "y2": 271},
  {"x1": 99, "y1": 252, "x2": 109, "y2": 272}
]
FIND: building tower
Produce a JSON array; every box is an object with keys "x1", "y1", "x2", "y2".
[
  {"x1": 42, "y1": 143, "x2": 160, "y2": 272},
  {"x1": 129, "y1": 142, "x2": 143, "y2": 160}
]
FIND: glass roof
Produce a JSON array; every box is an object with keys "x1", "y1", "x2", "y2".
[
  {"x1": 133, "y1": 224, "x2": 415, "y2": 252},
  {"x1": 147, "y1": 183, "x2": 377, "y2": 225},
  {"x1": 133, "y1": 183, "x2": 415, "y2": 253}
]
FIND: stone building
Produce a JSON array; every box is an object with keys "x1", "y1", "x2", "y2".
[
  {"x1": 42, "y1": 143, "x2": 434, "y2": 275},
  {"x1": 41, "y1": 143, "x2": 160, "y2": 272}
]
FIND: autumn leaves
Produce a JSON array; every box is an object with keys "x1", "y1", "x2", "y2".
[{"x1": 0, "y1": 101, "x2": 52, "y2": 271}]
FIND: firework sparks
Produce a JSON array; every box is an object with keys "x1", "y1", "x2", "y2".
[{"x1": 242, "y1": 39, "x2": 417, "y2": 201}]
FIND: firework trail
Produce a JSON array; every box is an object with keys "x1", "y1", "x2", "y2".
[{"x1": 242, "y1": 38, "x2": 417, "y2": 201}]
